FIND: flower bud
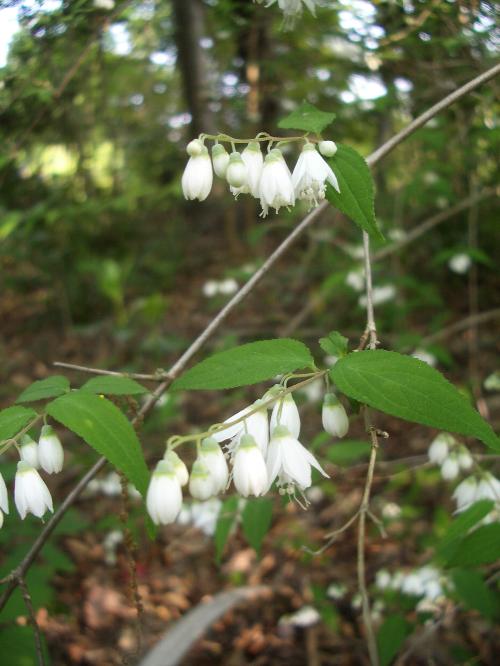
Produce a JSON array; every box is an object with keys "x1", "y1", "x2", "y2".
[
  {"x1": 270, "y1": 393, "x2": 301, "y2": 439},
  {"x1": 163, "y1": 449, "x2": 189, "y2": 486},
  {"x1": 233, "y1": 434, "x2": 268, "y2": 497},
  {"x1": 322, "y1": 393, "x2": 349, "y2": 438},
  {"x1": 241, "y1": 141, "x2": 263, "y2": 197},
  {"x1": 181, "y1": 147, "x2": 213, "y2": 201},
  {"x1": 189, "y1": 459, "x2": 216, "y2": 500},
  {"x1": 0, "y1": 472, "x2": 8, "y2": 515},
  {"x1": 186, "y1": 139, "x2": 204, "y2": 157},
  {"x1": 440, "y1": 454, "x2": 459, "y2": 481},
  {"x1": 38, "y1": 425, "x2": 64, "y2": 474},
  {"x1": 428, "y1": 433, "x2": 454, "y2": 465},
  {"x1": 318, "y1": 140, "x2": 337, "y2": 157},
  {"x1": 211, "y1": 144, "x2": 230, "y2": 177},
  {"x1": 457, "y1": 446, "x2": 473, "y2": 470},
  {"x1": 14, "y1": 461, "x2": 53, "y2": 520},
  {"x1": 146, "y1": 460, "x2": 183, "y2": 525},
  {"x1": 20, "y1": 435, "x2": 39, "y2": 468},
  {"x1": 199, "y1": 437, "x2": 229, "y2": 494},
  {"x1": 226, "y1": 152, "x2": 247, "y2": 188}
]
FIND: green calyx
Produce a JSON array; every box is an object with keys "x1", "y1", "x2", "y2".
[
  {"x1": 323, "y1": 393, "x2": 340, "y2": 407},
  {"x1": 271, "y1": 425, "x2": 290, "y2": 439},
  {"x1": 201, "y1": 437, "x2": 220, "y2": 453},
  {"x1": 154, "y1": 460, "x2": 176, "y2": 477},
  {"x1": 239, "y1": 433, "x2": 258, "y2": 449},
  {"x1": 212, "y1": 144, "x2": 227, "y2": 157},
  {"x1": 191, "y1": 459, "x2": 210, "y2": 478},
  {"x1": 20, "y1": 434, "x2": 36, "y2": 446},
  {"x1": 229, "y1": 151, "x2": 244, "y2": 163},
  {"x1": 40, "y1": 425, "x2": 55, "y2": 437}
]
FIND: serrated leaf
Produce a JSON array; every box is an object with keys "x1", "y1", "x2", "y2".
[
  {"x1": 325, "y1": 144, "x2": 384, "y2": 241},
  {"x1": 80, "y1": 375, "x2": 148, "y2": 395},
  {"x1": 277, "y1": 101, "x2": 335, "y2": 135},
  {"x1": 0, "y1": 406, "x2": 38, "y2": 442},
  {"x1": 331, "y1": 351, "x2": 500, "y2": 451},
  {"x1": 214, "y1": 496, "x2": 239, "y2": 563},
  {"x1": 171, "y1": 339, "x2": 315, "y2": 391},
  {"x1": 377, "y1": 615, "x2": 411, "y2": 666},
  {"x1": 319, "y1": 331, "x2": 349, "y2": 358},
  {"x1": 242, "y1": 498, "x2": 273, "y2": 555},
  {"x1": 452, "y1": 569, "x2": 499, "y2": 620},
  {"x1": 445, "y1": 523, "x2": 500, "y2": 567},
  {"x1": 46, "y1": 391, "x2": 149, "y2": 496},
  {"x1": 16, "y1": 376, "x2": 70, "y2": 403},
  {"x1": 437, "y1": 500, "x2": 495, "y2": 555}
]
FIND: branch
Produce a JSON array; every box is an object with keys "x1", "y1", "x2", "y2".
[
  {"x1": 52, "y1": 362, "x2": 163, "y2": 382},
  {"x1": 416, "y1": 308, "x2": 500, "y2": 347},
  {"x1": 19, "y1": 577, "x2": 45, "y2": 666}
]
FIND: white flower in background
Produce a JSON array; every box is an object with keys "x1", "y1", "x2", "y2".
[
  {"x1": 475, "y1": 473, "x2": 500, "y2": 502},
  {"x1": 412, "y1": 349, "x2": 437, "y2": 367},
  {"x1": 423, "y1": 171, "x2": 439, "y2": 185},
  {"x1": 448, "y1": 253, "x2": 472, "y2": 274},
  {"x1": 326, "y1": 582, "x2": 347, "y2": 600},
  {"x1": 226, "y1": 151, "x2": 247, "y2": 189},
  {"x1": 14, "y1": 461, "x2": 53, "y2": 520},
  {"x1": 202, "y1": 280, "x2": 219, "y2": 298},
  {"x1": 93, "y1": 0, "x2": 115, "y2": 10},
  {"x1": 344, "y1": 244, "x2": 365, "y2": 259},
  {"x1": 428, "y1": 433, "x2": 455, "y2": 465},
  {"x1": 457, "y1": 446, "x2": 473, "y2": 471},
  {"x1": 0, "y1": 472, "x2": 9, "y2": 515},
  {"x1": 189, "y1": 459, "x2": 217, "y2": 500},
  {"x1": 211, "y1": 144, "x2": 230, "y2": 177},
  {"x1": 388, "y1": 228, "x2": 406, "y2": 243},
  {"x1": 270, "y1": 393, "x2": 301, "y2": 438},
  {"x1": 258, "y1": 149, "x2": 295, "y2": 217},
  {"x1": 103, "y1": 529, "x2": 123, "y2": 565},
  {"x1": 484, "y1": 372, "x2": 500, "y2": 391},
  {"x1": 292, "y1": 143, "x2": 340, "y2": 209},
  {"x1": 375, "y1": 570, "x2": 392, "y2": 590},
  {"x1": 178, "y1": 498, "x2": 223, "y2": 536},
  {"x1": 213, "y1": 400, "x2": 269, "y2": 456},
  {"x1": 19, "y1": 435, "x2": 39, "y2": 469},
  {"x1": 232, "y1": 434, "x2": 268, "y2": 497},
  {"x1": 452, "y1": 476, "x2": 478, "y2": 512},
  {"x1": 279, "y1": 605, "x2": 320, "y2": 627},
  {"x1": 381, "y1": 502, "x2": 402, "y2": 520},
  {"x1": 199, "y1": 437, "x2": 229, "y2": 494},
  {"x1": 240, "y1": 141, "x2": 264, "y2": 197},
  {"x1": 218, "y1": 278, "x2": 238, "y2": 295},
  {"x1": 186, "y1": 138, "x2": 204, "y2": 157},
  {"x1": 146, "y1": 460, "x2": 183, "y2": 525},
  {"x1": 38, "y1": 425, "x2": 64, "y2": 474},
  {"x1": 345, "y1": 268, "x2": 365, "y2": 292},
  {"x1": 400, "y1": 567, "x2": 444, "y2": 601},
  {"x1": 181, "y1": 146, "x2": 213, "y2": 201},
  {"x1": 441, "y1": 454, "x2": 460, "y2": 481},
  {"x1": 266, "y1": 425, "x2": 328, "y2": 493},
  {"x1": 164, "y1": 449, "x2": 189, "y2": 486},
  {"x1": 359, "y1": 284, "x2": 396, "y2": 307},
  {"x1": 298, "y1": 378, "x2": 323, "y2": 403},
  {"x1": 260, "y1": 0, "x2": 320, "y2": 29},
  {"x1": 322, "y1": 393, "x2": 349, "y2": 438},
  {"x1": 324, "y1": 354, "x2": 339, "y2": 367},
  {"x1": 318, "y1": 140, "x2": 337, "y2": 157}
]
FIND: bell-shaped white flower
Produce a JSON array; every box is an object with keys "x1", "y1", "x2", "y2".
[
  {"x1": 457, "y1": 446, "x2": 473, "y2": 471},
  {"x1": 232, "y1": 434, "x2": 268, "y2": 497},
  {"x1": 292, "y1": 143, "x2": 340, "y2": 210},
  {"x1": 428, "y1": 433, "x2": 455, "y2": 465},
  {"x1": 20, "y1": 435, "x2": 39, "y2": 468},
  {"x1": 186, "y1": 138, "x2": 204, "y2": 157},
  {"x1": 212, "y1": 400, "x2": 269, "y2": 456},
  {"x1": 226, "y1": 151, "x2": 247, "y2": 189},
  {"x1": 322, "y1": 393, "x2": 349, "y2": 438},
  {"x1": 270, "y1": 393, "x2": 301, "y2": 439},
  {"x1": 211, "y1": 144, "x2": 230, "y2": 177},
  {"x1": 199, "y1": 437, "x2": 229, "y2": 494},
  {"x1": 452, "y1": 476, "x2": 478, "y2": 512},
  {"x1": 0, "y1": 471, "x2": 9, "y2": 515},
  {"x1": 181, "y1": 146, "x2": 213, "y2": 201},
  {"x1": 189, "y1": 459, "x2": 216, "y2": 500},
  {"x1": 475, "y1": 473, "x2": 500, "y2": 502},
  {"x1": 318, "y1": 140, "x2": 337, "y2": 157},
  {"x1": 241, "y1": 141, "x2": 263, "y2": 197},
  {"x1": 163, "y1": 449, "x2": 189, "y2": 486},
  {"x1": 440, "y1": 454, "x2": 460, "y2": 481},
  {"x1": 14, "y1": 461, "x2": 53, "y2": 520},
  {"x1": 146, "y1": 460, "x2": 182, "y2": 525},
  {"x1": 38, "y1": 425, "x2": 64, "y2": 474},
  {"x1": 258, "y1": 149, "x2": 295, "y2": 217},
  {"x1": 266, "y1": 425, "x2": 328, "y2": 493}
]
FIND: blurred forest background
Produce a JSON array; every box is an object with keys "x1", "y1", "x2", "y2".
[{"x1": 0, "y1": 0, "x2": 499, "y2": 664}]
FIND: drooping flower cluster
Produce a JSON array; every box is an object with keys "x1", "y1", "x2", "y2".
[
  {"x1": 181, "y1": 138, "x2": 340, "y2": 217},
  {"x1": 376, "y1": 566, "x2": 449, "y2": 613},
  {"x1": 146, "y1": 387, "x2": 350, "y2": 525},
  {"x1": 452, "y1": 473, "x2": 500, "y2": 517},
  {"x1": 427, "y1": 432, "x2": 472, "y2": 481},
  {"x1": 0, "y1": 425, "x2": 64, "y2": 527}
]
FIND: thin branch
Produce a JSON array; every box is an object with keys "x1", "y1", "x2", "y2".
[
  {"x1": 19, "y1": 577, "x2": 45, "y2": 666},
  {"x1": 362, "y1": 232, "x2": 378, "y2": 348},
  {"x1": 53, "y1": 362, "x2": 163, "y2": 382},
  {"x1": 416, "y1": 308, "x2": 500, "y2": 347}
]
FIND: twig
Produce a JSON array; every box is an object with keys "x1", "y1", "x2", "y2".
[
  {"x1": 416, "y1": 308, "x2": 500, "y2": 347},
  {"x1": 19, "y1": 577, "x2": 45, "y2": 666},
  {"x1": 53, "y1": 361, "x2": 163, "y2": 382}
]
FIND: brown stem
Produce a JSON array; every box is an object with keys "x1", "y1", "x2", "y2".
[{"x1": 19, "y1": 577, "x2": 45, "y2": 666}]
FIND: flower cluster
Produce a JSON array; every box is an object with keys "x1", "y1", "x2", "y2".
[
  {"x1": 146, "y1": 387, "x2": 349, "y2": 525},
  {"x1": 181, "y1": 137, "x2": 339, "y2": 217},
  {"x1": 0, "y1": 425, "x2": 64, "y2": 528},
  {"x1": 427, "y1": 432, "x2": 472, "y2": 481},
  {"x1": 376, "y1": 566, "x2": 449, "y2": 613},
  {"x1": 453, "y1": 473, "x2": 500, "y2": 517},
  {"x1": 254, "y1": 0, "x2": 320, "y2": 30}
]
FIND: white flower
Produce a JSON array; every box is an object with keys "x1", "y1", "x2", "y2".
[
  {"x1": 475, "y1": 473, "x2": 500, "y2": 502},
  {"x1": 359, "y1": 285, "x2": 396, "y2": 307},
  {"x1": 412, "y1": 349, "x2": 437, "y2": 367},
  {"x1": 14, "y1": 461, "x2": 53, "y2": 520},
  {"x1": 457, "y1": 446, "x2": 473, "y2": 471},
  {"x1": 212, "y1": 400, "x2": 269, "y2": 456},
  {"x1": 263, "y1": 0, "x2": 320, "y2": 29},
  {"x1": 258, "y1": 149, "x2": 295, "y2": 217},
  {"x1": 20, "y1": 435, "x2": 39, "y2": 468},
  {"x1": 202, "y1": 280, "x2": 219, "y2": 297},
  {"x1": 452, "y1": 476, "x2": 478, "y2": 512},
  {"x1": 375, "y1": 570, "x2": 392, "y2": 590},
  {"x1": 279, "y1": 605, "x2": 320, "y2": 627},
  {"x1": 189, "y1": 459, "x2": 216, "y2": 500},
  {"x1": 0, "y1": 510, "x2": 3, "y2": 529},
  {"x1": 345, "y1": 268, "x2": 365, "y2": 292},
  {"x1": 322, "y1": 393, "x2": 349, "y2": 438},
  {"x1": 318, "y1": 140, "x2": 337, "y2": 157},
  {"x1": 0, "y1": 472, "x2": 9, "y2": 515},
  {"x1": 270, "y1": 393, "x2": 301, "y2": 439},
  {"x1": 428, "y1": 433, "x2": 455, "y2": 464},
  {"x1": 226, "y1": 151, "x2": 247, "y2": 189},
  {"x1": 441, "y1": 454, "x2": 460, "y2": 481},
  {"x1": 181, "y1": 146, "x2": 213, "y2": 201},
  {"x1": 218, "y1": 278, "x2": 238, "y2": 295},
  {"x1": 292, "y1": 143, "x2": 340, "y2": 209},
  {"x1": 199, "y1": 437, "x2": 229, "y2": 494},
  {"x1": 186, "y1": 138, "x2": 204, "y2": 157},
  {"x1": 266, "y1": 425, "x2": 328, "y2": 493},
  {"x1": 211, "y1": 144, "x2": 230, "y2": 177},
  {"x1": 241, "y1": 141, "x2": 263, "y2": 197},
  {"x1": 448, "y1": 253, "x2": 471, "y2": 274},
  {"x1": 93, "y1": 0, "x2": 115, "y2": 10},
  {"x1": 163, "y1": 449, "x2": 189, "y2": 486},
  {"x1": 38, "y1": 425, "x2": 64, "y2": 474},
  {"x1": 233, "y1": 434, "x2": 268, "y2": 497},
  {"x1": 146, "y1": 460, "x2": 183, "y2": 525}
]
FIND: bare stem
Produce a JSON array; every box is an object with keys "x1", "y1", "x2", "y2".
[
  {"x1": 19, "y1": 577, "x2": 45, "y2": 666},
  {"x1": 53, "y1": 361, "x2": 163, "y2": 382}
]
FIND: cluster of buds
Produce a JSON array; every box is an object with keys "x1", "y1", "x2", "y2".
[
  {"x1": 0, "y1": 425, "x2": 64, "y2": 528},
  {"x1": 453, "y1": 473, "x2": 500, "y2": 516},
  {"x1": 427, "y1": 432, "x2": 473, "y2": 481},
  {"x1": 146, "y1": 386, "x2": 349, "y2": 525},
  {"x1": 181, "y1": 136, "x2": 339, "y2": 217}
]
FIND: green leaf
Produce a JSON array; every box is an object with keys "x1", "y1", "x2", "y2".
[
  {"x1": 326, "y1": 440, "x2": 371, "y2": 466},
  {"x1": 325, "y1": 144, "x2": 384, "y2": 241},
  {"x1": 277, "y1": 101, "x2": 335, "y2": 135},
  {"x1": 242, "y1": 498, "x2": 273, "y2": 555},
  {"x1": 16, "y1": 376, "x2": 70, "y2": 403},
  {"x1": 0, "y1": 624, "x2": 50, "y2": 666},
  {"x1": 319, "y1": 331, "x2": 349, "y2": 358},
  {"x1": 80, "y1": 375, "x2": 148, "y2": 395},
  {"x1": 46, "y1": 391, "x2": 149, "y2": 496},
  {"x1": 0, "y1": 406, "x2": 38, "y2": 442},
  {"x1": 452, "y1": 569, "x2": 499, "y2": 620},
  {"x1": 377, "y1": 615, "x2": 411, "y2": 666},
  {"x1": 214, "y1": 496, "x2": 239, "y2": 563},
  {"x1": 172, "y1": 339, "x2": 315, "y2": 391},
  {"x1": 331, "y1": 350, "x2": 500, "y2": 451},
  {"x1": 437, "y1": 500, "x2": 495, "y2": 556},
  {"x1": 445, "y1": 523, "x2": 500, "y2": 567}
]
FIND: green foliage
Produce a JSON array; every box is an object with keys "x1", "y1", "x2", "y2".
[
  {"x1": 325, "y1": 440, "x2": 371, "y2": 465},
  {"x1": 0, "y1": 625, "x2": 50, "y2": 666},
  {"x1": 319, "y1": 331, "x2": 349, "y2": 358},
  {"x1": 377, "y1": 615, "x2": 411, "y2": 666},
  {"x1": 15, "y1": 376, "x2": 70, "y2": 403},
  {"x1": 0, "y1": 406, "x2": 38, "y2": 442},
  {"x1": 171, "y1": 339, "x2": 315, "y2": 391},
  {"x1": 80, "y1": 375, "x2": 148, "y2": 395},
  {"x1": 452, "y1": 570, "x2": 499, "y2": 620},
  {"x1": 436, "y1": 500, "x2": 495, "y2": 557},
  {"x1": 445, "y1": 524, "x2": 500, "y2": 567},
  {"x1": 214, "y1": 496, "x2": 239, "y2": 563},
  {"x1": 331, "y1": 351, "x2": 500, "y2": 451},
  {"x1": 277, "y1": 101, "x2": 335, "y2": 135},
  {"x1": 46, "y1": 391, "x2": 149, "y2": 495},
  {"x1": 242, "y1": 498, "x2": 273, "y2": 555},
  {"x1": 326, "y1": 145, "x2": 383, "y2": 241}
]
